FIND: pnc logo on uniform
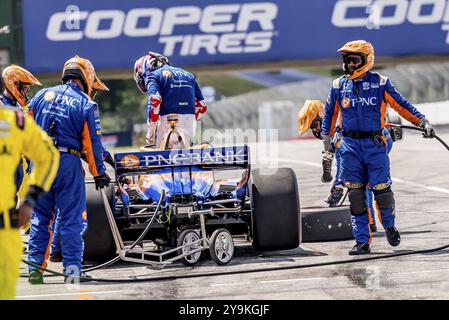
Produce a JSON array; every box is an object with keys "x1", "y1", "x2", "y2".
[
  {"x1": 162, "y1": 70, "x2": 173, "y2": 77},
  {"x1": 120, "y1": 154, "x2": 140, "y2": 168},
  {"x1": 44, "y1": 91, "x2": 56, "y2": 102},
  {"x1": 342, "y1": 97, "x2": 351, "y2": 108},
  {"x1": 352, "y1": 97, "x2": 377, "y2": 106}
]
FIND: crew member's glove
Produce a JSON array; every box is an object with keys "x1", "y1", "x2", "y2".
[
  {"x1": 23, "y1": 185, "x2": 45, "y2": 208},
  {"x1": 25, "y1": 157, "x2": 32, "y2": 175},
  {"x1": 325, "y1": 185, "x2": 344, "y2": 207},
  {"x1": 321, "y1": 134, "x2": 335, "y2": 183},
  {"x1": 17, "y1": 203, "x2": 32, "y2": 229},
  {"x1": 418, "y1": 118, "x2": 435, "y2": 138},
  {"x1": 21, "y1": 185, "x2": 45, "y2": 227},
  {"x1": 94, "y1": 173, "x2": 111, "y2": 190},
  {"x1": 322, "y1": 134, "x2": 334, "y2": 153},
  {"x1": 321, "y1": 150, "x2": 334, "y2": 183},
  {"x1": 104, "y1": 153, "x2": 115, "y2": 167},
  {"x1": 195, "y1": 99, "x2": 207, "y2": 120},
  {"x1": 146, "y1": 121, "x2": 157, "y2": 146}
]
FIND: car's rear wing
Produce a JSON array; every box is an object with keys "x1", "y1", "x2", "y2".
[{"x1": 114, "y1": 145, "x2": 250, "y2": 175}]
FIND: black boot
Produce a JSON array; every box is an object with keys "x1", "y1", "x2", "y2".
[
  {"x1": 385, "y1": 226, "x2": 401, "y2": 247},
  {"x1": 325, "y1": 186, "x2": 344, "y2": 207},
  {"x1": 349, "y1": 243, "x2": 371, "y2": 255},
  {"x1": 370, "y1": 223, "x2": 378, "y2": 233}
]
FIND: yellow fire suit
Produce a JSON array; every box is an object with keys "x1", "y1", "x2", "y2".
[{"x1": 0, "y1": 107, "x2": 59, "y2": 300}]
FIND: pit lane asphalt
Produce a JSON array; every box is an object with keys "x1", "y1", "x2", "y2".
[{"x1": 16, "y1": 131, "x2": 449, "y2": 300}]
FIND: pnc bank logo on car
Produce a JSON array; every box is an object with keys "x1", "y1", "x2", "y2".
[
  {"x1": 332, "y1": 0, "x2": 449, "y2": 44},
  {"x1": 120, "y1": 154, "x2": 140, "y2": 168},
  {"x1": 46, "y1": 3, "x2": 278, "y2": 56}
]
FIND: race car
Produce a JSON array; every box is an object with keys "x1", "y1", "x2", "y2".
[{"x1": 83, "y1": 116, "x2": 300, "y2": 266}]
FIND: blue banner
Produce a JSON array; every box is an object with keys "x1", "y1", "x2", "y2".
[{"x1": 22, "y1": 0, "x2": 449, "y2": 73}]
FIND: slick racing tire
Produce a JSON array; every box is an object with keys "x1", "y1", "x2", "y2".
[
  {"x1": 250, "y1": 168, "x2": 300, "y2": 251},
  {"x1": 83, "y1": 182, "x2": 117, "y2": 261},
  {"x1": 301, "y1": 205, "x2": 353, "y2": 242}
]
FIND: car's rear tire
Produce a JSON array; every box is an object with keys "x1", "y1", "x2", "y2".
[
  {"x1": 301, "y1": 205, "x2": 353, "y2": 242},
  {"x1": 250, "y1": 168, "x2": 300, "y2": 251},
  {"x1": 83, "y1": 182, "x2": 117, "y2": 261}
]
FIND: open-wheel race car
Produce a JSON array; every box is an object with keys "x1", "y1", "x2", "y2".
[{"x1": 83, "y1": 117, "x2": 300, "y2": 267}]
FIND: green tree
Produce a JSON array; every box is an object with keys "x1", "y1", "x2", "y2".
[{"x1": 95, "y1": 79, "x2": 146, "y2": 132}]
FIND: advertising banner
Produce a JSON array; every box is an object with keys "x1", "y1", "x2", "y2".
[{"x1": 22, "y1": 0, "x2": 449, "y2": 73}]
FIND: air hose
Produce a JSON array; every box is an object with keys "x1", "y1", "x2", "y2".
[
  {"x1": 21, "y1": 241, "x2": 449, "y2": 283},
  {"x1": 20, "y1": 127, "x2": 449, "y2": 284},
  {"x1": 389, "y1": 123, "x2": 449, "y2": 151},
  {"x1": 336, "y1": 124, "x2": 446, "y2": 207}
]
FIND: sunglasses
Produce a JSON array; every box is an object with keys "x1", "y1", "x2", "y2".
[{"x1": 344, "y1": 55, "x2": 362, "y2": 65}]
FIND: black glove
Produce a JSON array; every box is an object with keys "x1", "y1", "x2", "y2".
[
  {"x1": 25, "y1": 158, "x2": 32, "y2": 175},
  {"x1": 23, "y1": 185, "x2": 45, "y2": 208},
  {"x1": 104, "y1": 154, "x2": 115, "y2": 167},
  {"x1": 94, "y1": 173, "x2": 111, "y2": 190}
]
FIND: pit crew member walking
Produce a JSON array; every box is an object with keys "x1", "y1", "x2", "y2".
[
  {"x1": 27, "y1": 55, "x2": 111, "y2": 283},
  {"x1": 0, "y1": 106, "x2": 59, "y2": 299},
  {"x1": 321, "y1": 40, "x2": 434, "y2": 255},
  {"x1": 134, "y1": 51, "x2": 207, "y2": 148}
]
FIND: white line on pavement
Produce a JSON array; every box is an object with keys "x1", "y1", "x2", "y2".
[
  {"x1": 211, "y1": 282, "x2": 254, "y2": 287},
  {"x1": 259, "y1": 276, "x2": 346, "y2": 284},
  {"x1": 16, "y1": 290, "x2": 124, "y2": 299},
  {"x1": 260, "y1": 157, "x2": 322, "y2": 168},
  {"x1": 210, "y1": 269, "x2": 449, "y2": 287},
  {"x1": 391, "y1": 177, "x2": 449, "y2": 194},
  {"x1": 273, "y1": 157, "x2": 449, "y2": 195}
]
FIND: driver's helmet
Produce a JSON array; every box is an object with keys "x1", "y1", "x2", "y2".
[{"x1": 134, "y1": 51, "x2": 170, "y2": 93}]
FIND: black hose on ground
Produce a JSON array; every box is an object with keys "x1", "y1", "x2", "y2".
[
  {"x1": 20, "y1": 241, "x2": 449, "y2": 283},
  {"x1": 82, "y1": 189, "x2": 165, "y2": 273}
]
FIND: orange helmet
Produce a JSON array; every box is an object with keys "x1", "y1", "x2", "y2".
[
  {"x1": 2, "y1": 65, "x2": 42, "y2": 107},
  {"x1": 337, "y1": 40, "x2": 375, "y2": 80},
  {"x1": 62, "y1": 55, "x2": 102, "y2": 98},
  {"x1": 298, "y1": 100, "x2": 325, "y2": 135},
  {"x1": 91, "y1": 73, "x2": 109, "y2": 99}
]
